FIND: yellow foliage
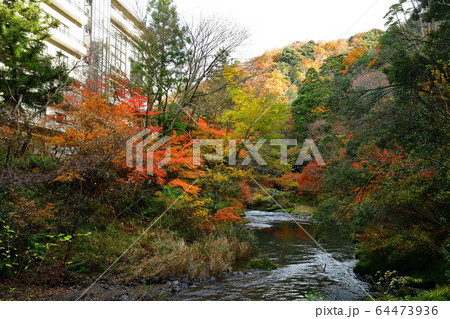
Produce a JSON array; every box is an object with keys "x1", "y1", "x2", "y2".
[{"x1": 52, "y1": 170, "x2": 85, "y2": 182}]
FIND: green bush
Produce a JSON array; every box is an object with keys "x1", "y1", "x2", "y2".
[
  {"x1": 378, "y1": 286, "x2": 450, "y2": 301},
  {"x1": 245, "y1": 257, "x2": 277, "y2": 270},
  {"x1": 28, "y1": 154, "x2": 58, "y2": 171}
]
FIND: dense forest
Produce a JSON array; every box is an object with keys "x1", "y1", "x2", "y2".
[{"x1": 0, "y1": 0, "x2": 448, "y2": 300}]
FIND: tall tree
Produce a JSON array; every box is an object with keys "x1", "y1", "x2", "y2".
[
  {"x1": 174, "y1": 17, "x2": 248, "y2": 125},
  {"x1": 291, "y1": 68, "x2": 330, "y2": 139},
  {"x1": 132, "y1": 0, "x2": 186, "y2": 131},
  {"x1": 380, "y1": 0, "x2": 450, "y2": 151},
  {"x1": 132, "y1": 1, "x2": 248, "y2": 132},
  {"x1": 0, "y1": 0, "x2": 69, "y2": 160}
]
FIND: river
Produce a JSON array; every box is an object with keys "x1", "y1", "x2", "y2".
[{"x1": 171, "y1": 210, "x2": 372, "y2": 301}]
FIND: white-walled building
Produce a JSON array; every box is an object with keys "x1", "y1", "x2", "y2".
[{"x1": 41, "y1": 0, "x2": 141, "y2": 82}]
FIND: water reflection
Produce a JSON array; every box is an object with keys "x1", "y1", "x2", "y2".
[{"x1": 268, "y1": 221, "x2": 310, "y2": 240}]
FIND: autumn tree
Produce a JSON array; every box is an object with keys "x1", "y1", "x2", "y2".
[
  {"x1": 173, "y1": 17, "x2": 248, "y2": 125},
  {"x1": 48, "y1": 83, "x2": 142, "y2": 168},
  {"x1": 133, "y1": 2, "x2": 248, "y2": 133},
  {"x1": 220, "y1": 64, "x2": 290, "y2": 141},
  {"x1": 312, "y1": 0, "x2": 450, "y2": 282}
]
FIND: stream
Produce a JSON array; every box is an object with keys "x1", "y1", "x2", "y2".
[{"x1": 171, "y1": 210, "x2": 372, "y2": 301}]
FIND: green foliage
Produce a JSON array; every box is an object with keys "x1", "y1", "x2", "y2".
[
  {"x1": 297, "y1": 41, "x2": 317, "y2": 60},
  {"x1": 372, "y1": 272, "x2": 450, "y2": 301},
  {"x1": 407, "y1": 286, "x2": 450, "y2": 301},
  {"x1": 291, "y1": 68, "x2": 330, "y2": 138},
  {"x1": 221, "y1": 72, "x2": 290, "y2": 140},
  {"x1": 279, "y1": 47, "x2": 302, "y2": 66},
  {"x1": 0, "y1": 217, "x2": 17, "y2": 276},
  {"x1": 0, "y1": 209, "x2": 74, "y2": 278},
  {"x1": 0, "y1": 0, "x2": 69, "y2": 162},
  {"x1": 348, "y1": 29, "x2": 384, "y2": 48},
  {"x1": 131, "y1": 0, "x2": 187, "y2": 130},
  {"x1": 320, "y1": 55, "x2": 345, "y2": 77},
  {"x1": 67, "y1": 225, "x2": 130, "y2": 273},
  {"x1": 0, "y1": 0, "x2": 69, "y2": 114},
  {"x1": 0, "y1": 153, "x2": 58, "y2": 172},
  {"x1": 27, "y1": 155, "x2": 58, "y2": 171},
  {"x1": 304, "y1": 290, "x2": 327, "y2": 301},
  {"x1": 245, "y1": 257, "x2": 277, "y2": 270},
  {"x1": 380, "y1": 0, "x2": 450, "y2": 151},
  {"x1": 308, "y1": 0, "x2": 450, "y2": 288},
  {"x1": 367, "y1": 270, "x2": 423, "y2": 297}
]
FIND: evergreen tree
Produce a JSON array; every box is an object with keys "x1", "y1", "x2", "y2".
[
  {"x1": 291, "y1": 68, "x2": 330, "y2": 139},
  {"x1": 132, "y1": 0, "x2": 187, "y2": 131},
  {"x1": 0, "y1": 0, "x2": 69, "y2": 159}
]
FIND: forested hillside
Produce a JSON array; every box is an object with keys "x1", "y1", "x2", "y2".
[{"x1": 0, "y1": 0, "x2": 448, "y2": 300}]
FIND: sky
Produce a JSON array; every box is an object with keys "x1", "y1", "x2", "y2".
[{"x1": 129, "y1": 0, "x2": 399, "y2": 61}]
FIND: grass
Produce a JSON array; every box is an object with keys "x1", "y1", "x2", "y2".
[
  {"x1": 292, "y1": 204, "x2": 316, "y2": 215},
  {"x1": 67, "y1": 223, "x2": 254, "y2": 282},
  {"x1": 245, "y1": 257, "x2": 277, "y2": 270},
  {"x1": 377, "y1": 286, "x2": 450, "y2": 301},
  {"x1": 121, "y1": 230, "x2": 252, "y2": 281},
  {"x1": 303, "y1": 290, "x2": 327, "y2": 301}
]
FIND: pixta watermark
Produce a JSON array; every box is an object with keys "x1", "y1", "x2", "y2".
[{"x1": 126, "y1": 130, "x2": 325, "y2": 175}]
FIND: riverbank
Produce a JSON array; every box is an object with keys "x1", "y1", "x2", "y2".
[
  {"x1": 3, "y1": 210, "x2": 446, "y2": 301},
  {"x1": 0, "y1": 269, "x2": 257, "y2": 301},
  {"x1": 2, "y1": 210, "x2": 362, "y2": 301},
  {"x1": 248, "y1": 201, "x2": 316, "y2": 217},
  {"x1": 0, "y1": 225, "x2": 255, "y2": 301}
]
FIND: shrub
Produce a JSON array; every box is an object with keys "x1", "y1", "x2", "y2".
[{"x1": 245, "y1": 257, "x2": 277, "y2": 270}]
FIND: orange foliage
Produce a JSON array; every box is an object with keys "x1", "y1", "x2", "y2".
[
  {"x1": 239, "y1": 181, "x2": 253, "y2": 202},
  {"x1": 296, "y1": 162, "x2": 324, "y2": 195},
  {"x1": 196, "y1": 118, "x2": 227, "y2": 138},
  {"x1": 276, "y1": 172, "x2": 302, "y2": 191},
  {"x1": 349, "y1": 35, "x2": 364, "y2": 47},
  {"x1": 245, "y1": 68, "x2": 291, "y2": 101},
  {"x1": 301, "y1": 58, "x2": 316, "y2": 70},
  {"x1": 323, "y1": 39, "x2": 349, "y2": 56},
  {"x1": 47, "y1": 82, "x2": 144, "y2": 161},
  {"x1": 311, "y1": 105, "x2": 328, "y2": 115},
  {"x1": 12, "y1": 197, "x2": 56, "y2": 230},
  {"x1": 342, "y1": 46, "x2": 368, "y2": 74},
  {"x1": 252, "y1": 52, "x2": 276, "y2": 71},
  {"x1": 211, "y1": 206, "x2": 242, "y2": 224},
  {"x1": 46, "y1": 81, "x2": 170, "y2": 184},
  {"x1": 351, "y1": 162, "x2": 363, "y2": 169},
  {"x1": 349, "y1": 146, "x2": 426, "y2": 203},
  {"x1": 367, "y1": 56, "x2": 382, "y2": 69},
  {"x1": 168, "y1": 178, "x2": 201, "y2": 196}
]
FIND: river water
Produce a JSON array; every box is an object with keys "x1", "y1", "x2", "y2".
[{"x1": 172, "y1": 210, "x2": 372, "y2": 301}]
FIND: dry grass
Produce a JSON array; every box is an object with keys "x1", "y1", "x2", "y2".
[
  {"x1": 119, "y1": 231, "x2": 252, "y2": 281},
  {"x1": 292, "y1": 204, "x2": 316, "y2": 215}
]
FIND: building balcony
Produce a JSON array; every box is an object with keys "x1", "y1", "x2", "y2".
[
  {"x1": 50, "y1": 27, "x2": 88, "y2": 58},
  {"x1": 110, "y1": 6, "x2": 140, "y2": 42},
  {"x1": 112, "y1": 0, "x2": 141, "y2": 25},
  {"x1": 49, "y1": 0, "x2": 88, "y2": 25}
]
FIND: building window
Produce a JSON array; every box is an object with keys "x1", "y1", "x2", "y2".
[
  {"x1": 57, "y1": 53, "x2": 69, "y2": 66},
  {"x1": 110, "y1": 26, "x2": 127, "y2": 75},
  {"x1": 57, "y1": 23, "x2": 70, "y2": 35},
  {"x1": 89, "y1": 0, "x2": 112, "y2": 80}
]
